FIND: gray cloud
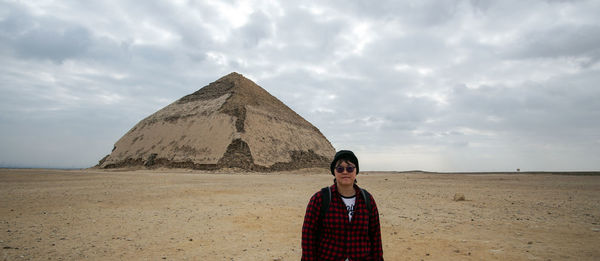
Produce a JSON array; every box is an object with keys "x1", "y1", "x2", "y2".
[
  {"x1": 1, "y1": 0, "x2": 599, "y2": 171},
  {"x1": 14, "y1": 25, "x2": 91, "y2": 63},
  {"x1": 0, "y1": 4, "x2": 91, "y2": 63},
  {"x1": 236, "y1": 11, "x2": 273, "y2": 48},
  {"x1": 511, "y1": 24, "x2": 600, "y2": 65}
]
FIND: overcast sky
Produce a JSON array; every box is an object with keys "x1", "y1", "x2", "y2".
[{"x1": 1, "y1": 0, "x2": 599, "y2": 171}]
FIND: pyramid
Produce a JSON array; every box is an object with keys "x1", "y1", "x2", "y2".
[{"x1": 97, "y1": 72, "x2": 336, "y2": 171}]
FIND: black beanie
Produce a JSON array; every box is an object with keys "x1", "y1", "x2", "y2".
[{"x1": 330, "y1": 150, "x2": 359, "y2": 175}]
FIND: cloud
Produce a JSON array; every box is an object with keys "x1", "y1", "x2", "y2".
[
  {"x1": 236, "y1": 11, "x2": 273, "y2": 48},
  {"x1": 510, "y1": 24, "x2": 600, "y2": 65},
  {"x1": 15, "y1": 26, "x2": 91, "y2": 63},
  {"x1": 0, "y1": 4, "x2": 91, "y2": 63},
  {"x1": 0, "y1": 0, "x2": 599, "y2": 171}
]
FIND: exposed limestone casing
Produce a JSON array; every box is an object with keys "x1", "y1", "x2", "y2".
[{"x1": 97, "y1": 72, "x2": 335, "y2": 171}]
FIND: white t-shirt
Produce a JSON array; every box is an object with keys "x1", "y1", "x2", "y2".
[{"x1": 341, "y1": 195, "x2": 356, "y2": 222}]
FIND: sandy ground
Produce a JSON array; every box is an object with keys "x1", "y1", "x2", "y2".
[{"x1": 1, "y1": 168, "x2": 599, "y2": 260}]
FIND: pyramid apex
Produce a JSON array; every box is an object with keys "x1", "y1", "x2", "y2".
[
  {"x1": 177, "y1": 72, "x2": 255, "y2": 104},
  {"x1": 224, "y1": 71, "x2": 243, "y2": 77},
  {"x1": 217, "y1": 72, "x2": 247, "y2": 82}
]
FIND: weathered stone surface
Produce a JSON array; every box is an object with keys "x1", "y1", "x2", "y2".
[{"x1": 97, "y1": 72, "x2": 335, "y2": 171}]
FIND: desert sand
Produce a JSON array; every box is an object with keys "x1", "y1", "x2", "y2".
[{"x1": 1, "y1": 168, "x2": 599, "y2": 260}]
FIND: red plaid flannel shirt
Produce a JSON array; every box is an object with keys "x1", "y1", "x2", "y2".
[{"x1": 302, "y1": 184, "x2": 384, "y2": 260}]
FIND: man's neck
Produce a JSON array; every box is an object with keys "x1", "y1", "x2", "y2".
[{"x1": 337, "y1": 183, "x2": 355, "y2": 197}]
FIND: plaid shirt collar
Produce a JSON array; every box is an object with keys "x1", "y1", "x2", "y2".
[{"x1": 330, "y1": 183, "x2": 360, "y2": 197}]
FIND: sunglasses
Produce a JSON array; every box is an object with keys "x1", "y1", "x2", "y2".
[{"x1": 335, "y1": 166, "x2": 355, "y2": 173}]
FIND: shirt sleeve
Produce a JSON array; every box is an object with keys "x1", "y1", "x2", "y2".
[
  {"x1": 368, "y1": 195, "x2": 384, "y2": 260},
  {"x1": 301, "y1": 192, "x2": 322, "y2": 261}
]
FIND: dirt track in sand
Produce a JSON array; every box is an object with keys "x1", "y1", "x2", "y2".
[{"x1": 1, "y1": 168, "x2": 599, "y2": 260}]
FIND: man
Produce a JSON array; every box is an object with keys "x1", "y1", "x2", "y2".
[{"x1": 302, "y1": 150, "x2": 384, "y2": 260}]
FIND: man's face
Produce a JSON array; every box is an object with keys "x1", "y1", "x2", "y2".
[{"x1": 334, "y1": 160, "x2": 357, "y2": 186}]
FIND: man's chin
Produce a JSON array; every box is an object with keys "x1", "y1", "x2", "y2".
[{"x1": 340, "y1": 178, "x2": 353, "y2": 184}]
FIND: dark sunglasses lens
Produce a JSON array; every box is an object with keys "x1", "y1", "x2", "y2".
[{"x1": 336, "y1": 166, "x2": 355, "y2": 173}]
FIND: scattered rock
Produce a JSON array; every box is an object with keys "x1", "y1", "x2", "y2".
[
  {"x1": 453, "y1": 193, "x2": 465, "y2": 201},
  {"x1": 145, "y1": 153, "x2": 158, "y2": 167}
]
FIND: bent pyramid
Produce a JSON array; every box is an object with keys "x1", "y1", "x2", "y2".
[{"x1": 97, "y1": 72, "x2": 335, "y2": 171}]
